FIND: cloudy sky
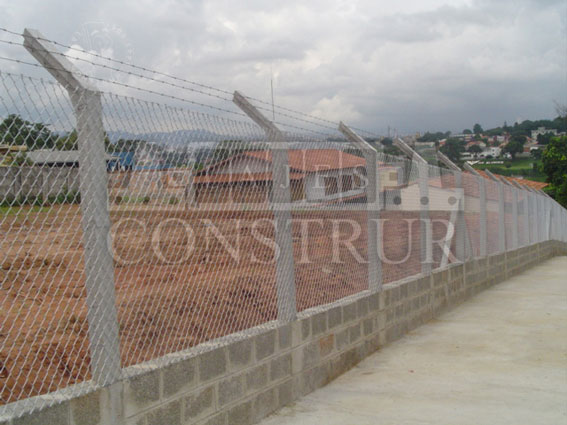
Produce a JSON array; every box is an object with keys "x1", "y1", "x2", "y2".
[{"x1": 0, "y1": 0, "x2": 565, "y2": 134}]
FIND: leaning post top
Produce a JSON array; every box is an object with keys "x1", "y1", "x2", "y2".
[
  {"x1": 338, "y1": 122, "x2": 377, "y2": 155},
  {"x1": 436, "y1": 150, "x2": 461, "y2": 172},
  {"x1": 233, "y1": 91, "x2": 280, "y2": 135},
  {"x1": 393, "y1": 137, "x2": 428, "y2": 164},
  {"x1": 22, "y1": 28, "x2": 98, "y2": 92}
]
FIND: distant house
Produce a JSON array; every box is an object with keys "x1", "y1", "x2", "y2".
[
  {"x1": 192, "y1": 149, "x2": 401, "y2": 205},
  {"x1": 27, "y1": 149, "x2": 134, "y2": 170},
  {"x1": 531, "y1": 127, "x2": 557, "y2": 140}
]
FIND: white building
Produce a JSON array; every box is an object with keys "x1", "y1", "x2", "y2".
[{"x1": 531, "y1": 127, "x2": 557, "y2": 139}]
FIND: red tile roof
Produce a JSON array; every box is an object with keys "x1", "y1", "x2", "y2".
[
  {"x1": 198, "y1": 149, "x2": 367, "y2": 176},
  {"x1": 474, "y1": 170, "x2": 548, "y2": 191},
  {"x1": 193, "y1": 172, "x2": 305, "y2": 184}
]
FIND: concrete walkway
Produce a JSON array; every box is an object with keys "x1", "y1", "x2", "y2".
[{"x1": 260, "y1": 256, "x2": 567, "y2": 425}]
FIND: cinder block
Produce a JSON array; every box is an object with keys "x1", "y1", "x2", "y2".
[
  {"x1": 162, "y1": 357, "x2": 196, "y2": 398},
  {"x1": 146, "y1": 400, "x2": 181, "y2": 425},
  {"x1": 395, "y1": 304, "x2": 404, "y2": 319},
  {"x1": 246, "y1": 363, "x2": 268, "y2": 393},
  {"x1": 379, "y1": 289, "x2": 390, "y2": 310},
  {"x1": 253, "y1": 387, "x2": 277, "y2": 422},
  {"x1": 391, "y1": 286, "x2": 401, "y2": 303},
  {"x1": 278, "y1": 324, "x2": 291, "y2": 350},
  {"x1": 199, "y1": 348, "x2": 227, "y2": 382},
  {"x1": 13, "y1": 402, "x2": 70, "y2": 425},
  {"x1": 433, "y1": 269, "x2": 448, "y2": 287},
  {"x1": 298, "y1": 365, "x2": 329, "y2": 396},
  {"x1": 311, "y1": 311, "x2": 327, "y2": 336},
  {"x1": 277, "y1": 379, "x2": 293, "y2": 407},
  {"x1": 342, "y1": 302, "x2": 357, "y2": 323},
  {"x1": 226, "y1": 400, "x2": 252, "y2": 425},
  {"x1": 199, "y1": 412, "x2": 226, "y2": 425},
  {"x1": 363, "y1": 318, "x2": 373, "y2": 336},
  {"x1": 184, "y1": 386, "x2": 215, "y2": 421},
  {"x1": 400, "y1": 284, "x2": 408, "y2": 299},
  {"x1": 124, "y1": 415, "x2": 146, "y2": 425},
  {"x1": 227, "y1": 339, "x2": 252, "y2": 371},
  {"x1": 368, "y1": 292, "x2": 380, "y2": 311},
  {"x1": 256, "y1": 330, "x2": 276, "y2": 361},
  {"x1": 377, "y1": 310, "x2": 386, "y2": 331},
  {"x1": 349, "y1": 323, "x2": 361, "y2": 344},
  {"x1": 301, "y1": 340, "x2": 320, "y2": 370},
  {"x1": 449, "y1": 264, "x2": 464, "y2": 280},
  {"x1": 70, "y1": 391, "x2": 100, "y2": 425},
  {"x1": 218, "y1": 374, "x2": 243, "y2": 407},
  {"x1": 318, "y1": 334, "x2": 334, "y2": 358},
  {"x1": 270, "y1": 353, "x2": 291, "y2": 381},
  {"x1": 124, "y1": 370, "x2": 161, "y2": 413},
  {"x1": 335, "y1": 328, "x2": 349, "y2": 351},
  {"x1": 418, "y1": 276, "x2": 431, "y2": 292},
  {"x1": 357, "y1": 298, "x2": 369, "y2": 318},
  {"x1": 301, "y1": 318, "x2": 311, "y2": 340},
  {"x1": 327, "y1": 306, "x2": 343, "y2": 329}
]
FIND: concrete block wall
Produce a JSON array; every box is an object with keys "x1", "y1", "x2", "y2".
[
  {"x1": 0, "y1": 166, "x2": 79, "y2": 200},
  {"x1": 3, "y1": 240, "x2": 566, "y2": 425}
]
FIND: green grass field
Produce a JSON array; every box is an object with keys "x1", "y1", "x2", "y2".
[{"x1": 473, "y1": 158, "x2": 546, "y2": 182}]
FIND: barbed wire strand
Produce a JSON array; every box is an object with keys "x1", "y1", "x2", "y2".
[{"x1": 0, "y1": 28, "x2": 381, "y2": 138}]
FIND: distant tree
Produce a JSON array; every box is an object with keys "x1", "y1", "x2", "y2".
[
  {"x1": 55, "y1": 130, "x2": 78, "y2": 150},
  {"x1": 0, "y1": 114, "x2": 57, "y2": 150},
  {"x1": 531, "y1": 149, "x2": 542, "y2": 160},
  {"x1": 536, "y1": 133, "x2": 554, "y2": 145},
  {"x1": 468, "y1": 145, "x2": 483, "y2": 155},
  {"x1": 473, "y1": 123, "x2": 483, "y2": 135},
  {"x1": 463, "y1": 129, "x2": 472, "y2": 134},
  {"x1": 439, "y1": 138, "x2": 466, "y2": 163},
  {"x1": 541, "y1": 135, "x2": 567, "y2": 207},
  {"x1": 417, "y1": 131, "x2": 450, "y2": 143},
  {"x1": 380, "y1": 137, "x2": 393, "y2": 147},
  {"x1": 111, "y1": 138, "x2": 148, "y2": 153},
  {"x1": 503, "y1": 134, "x2": 526, "y2": 159},
  {"x1": 383, "y1": 145, "x2": 403, "y2": 157}
]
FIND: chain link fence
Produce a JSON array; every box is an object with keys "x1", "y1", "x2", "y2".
[{"x1": 1, "y1": 30, "x2": 567, "y2": 419}]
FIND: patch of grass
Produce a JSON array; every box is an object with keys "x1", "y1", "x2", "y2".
[
  {"x1": 474, "y1": 158, "x2": 545, "y2": 181},
  {"x1": 0, "y1": 205, "x2": 51, "y2": 215}
]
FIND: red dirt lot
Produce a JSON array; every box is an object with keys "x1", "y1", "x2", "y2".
[{"x1": 1, "y1": 204, "x2": 457, "y2": 404}]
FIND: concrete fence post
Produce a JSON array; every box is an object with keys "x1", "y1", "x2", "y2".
[
  {"x1": 418, "y1": 161, "x2": 432, "y2": 273},
  {"x1": 498, "y1": 181, "x2": 506, "y2": 252},
  {"x1": 233, "y1": 91, "x2": 297, "y2": 321},
  {"x1": 547, "y1": 197, "x2": 552, "y2": 241},
  {"x1": 539, "y1": 195, "x2": 545, "y2": 242},
  {"x1": 484, "y1": 170, "x2": 506, "y2": 253},
  {"x1": 478, "y1": 175, "x2": 487, "y2": 256},
  {"x1": 528, "y1": 190, "x2": 535, "y2": 245},
  {"x1": 23, "y1": 29, "x2": 122, "y2": 386},
  {"x1": 511, "y1": 186, "x2": 519, "y2": 249},
  {"x1": 394, "y1": 139, "x2": 431, "y2": 273},
  {"x1": 523, "y1": 189, "x2": 529, "y2": 247},
  {"x1": 462, "y1": 162, "x2": 487, "y2": 257},
  {"x1": 453, "y1": 170, "x2": 466, "y2": 261},
  {"x1": 339, "y1": 122, "x2": 382, "y2": 292}
]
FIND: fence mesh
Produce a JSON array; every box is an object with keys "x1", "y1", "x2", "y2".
[{"x1": 1, "y1": 45, "x2": 566, "y2": 418}]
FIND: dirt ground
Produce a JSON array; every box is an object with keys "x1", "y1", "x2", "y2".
[{"x1": 0, "y1": 204, "x2": 463, "y2": 404}]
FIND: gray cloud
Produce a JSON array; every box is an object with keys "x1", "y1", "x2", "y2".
[{"x1": 0, "y1": 0, "x2": 565, "y2": 134}]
